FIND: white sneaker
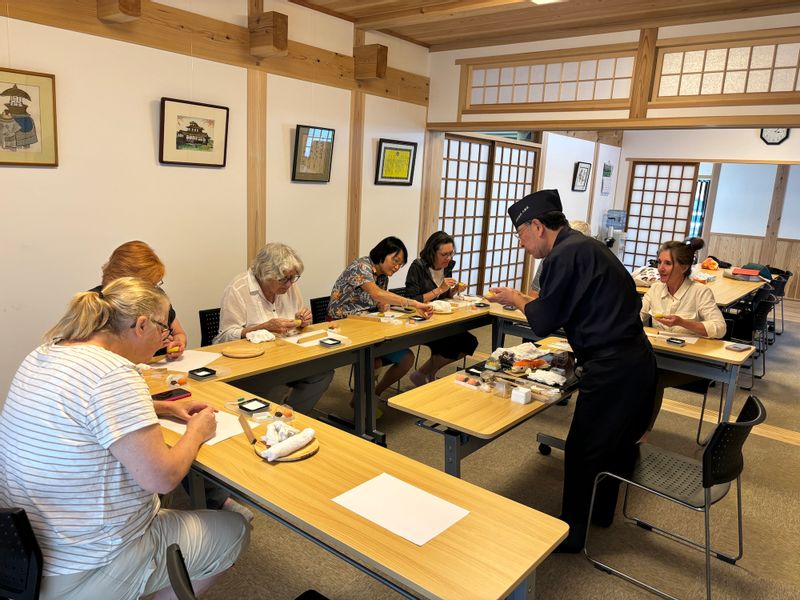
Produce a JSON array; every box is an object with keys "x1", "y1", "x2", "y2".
[{"x1": 222, "y1": 497, "x2": 254, "y2": 522}]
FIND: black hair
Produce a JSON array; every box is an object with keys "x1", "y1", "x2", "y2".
[
  {"x1": 369, "y1": 236, "x2": 408, "y2": 266},
  {"x1": 659, "y1": 237, "x2": 705, "y2": 279},
  {"x1": 537, "y1": 211, "x2": 569, "y2": 230},
  {"x1": 420, "y1": 231, "x2": 456, "y2": 267}
]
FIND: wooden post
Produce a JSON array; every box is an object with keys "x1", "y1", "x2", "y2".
[
  {"x1": 346, "y1": 31, "x2": 366, "y2": 263},
  {"x1": 249, "y1": 9, "x2": 288, "y2": 58},
  {"x1": 354, "y1": 44, "x2": 388, "y2": 80},
  {"x1": 629, "y1": 28, "x2": 658, "y2": 119},
  {"x1": 247, "y1": 69, "x2": 267, "y2": 264},
  {"x1": 760, "y1": 164, "x2": 789, "y2": 265},
  {"x1": 97, "y1": 0, "x2": 140, "y2": 23}
]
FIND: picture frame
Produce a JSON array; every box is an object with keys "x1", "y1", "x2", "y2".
[
  {"x1": 0, "y1": 67, "x2": 58, "y2": 166},
  {"x1": 291, "y1": 124, "x2": 335, "y2": 182},
  {"x1": 159, "y1": 97, "x2": 229, "y2": 167},
  {"x1": 572, "y1": 161, "x2": 591, "y2": 192},
  {"x1": 374, "y1": 138, "x2": 417, "y2": 185}
]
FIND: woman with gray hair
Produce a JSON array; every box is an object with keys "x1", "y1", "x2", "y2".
[{"x1": 215, "y1": 242, "x2": 332, "y2": 413}]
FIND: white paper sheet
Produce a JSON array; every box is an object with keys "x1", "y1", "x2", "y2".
[
  {"x1": 332, "y1": 473, "x2": 469, "y2": 546},
  {"x1": 150, "y1": 349, "x2": 222, "y2": 372},
  {"x1": 159, "y1": 410, "x2": 254, "y2": 446},
  {"x1": 282, "y1": 331, "x2": 350, "y2": 347}
]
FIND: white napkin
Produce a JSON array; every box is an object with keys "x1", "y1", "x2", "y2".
[
  {"x1": 527, "y1": 370, "x2": 567, "y2": 387},
  {"x1": 246, "y1": 330, "x2": 276, "y2": 343},
  {"x1": 258, "y1": 428, "x2": 316, "y2": 462},
  {"x1": 429, "y1": 300, "x2": 452, "y2": 313},
  {"x1": 490, "y1": 342, "x2": 548, "y2": 361},
  {"x1": 262, "y1": 421, "x2": 299, "y2": 446}
]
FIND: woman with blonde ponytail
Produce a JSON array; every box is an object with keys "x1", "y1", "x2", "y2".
[{"x1": 0, "y1": 277, "x2": 249, "y2": 600}]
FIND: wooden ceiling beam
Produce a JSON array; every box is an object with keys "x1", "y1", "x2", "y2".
[{"x1": 353, "y1": 0, "x2": 527, "y2": 30}]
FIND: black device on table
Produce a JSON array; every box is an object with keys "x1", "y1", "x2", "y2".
[
  {"x1": 238, "y1": 398, "x2": 270, "y2": 414},
  {"x1": 319, "y1": 337, "x2": 342, "y2": 347},
  {"x1": 665, "y1": 337, "x2": 686, "y2": 346},
  {"x1": 188, "y1": 367, "x2": 216, "y2": 380},
  {"x1": 152, "y1": 388, "x2": 192, "y2": 401}
]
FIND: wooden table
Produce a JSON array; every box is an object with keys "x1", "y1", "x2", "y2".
[
  {"x1": 358, "y1": 306, "x2": 493, "y2": 442},
  {"x1": 154, "y1": 319, "x2": 388, "y2": 439},
  {"x1": 489, "y1": 307, "x2": 756, "y2": 424},
  {"x1": 636, "y1": 269, "x2": 766, "y2": 307},
  {"x1": 389, "y1": 366, "x2": 567, "y2": 477},
  {"x1": 164, "y1": 381, "x2": 568, "y2": 600}
]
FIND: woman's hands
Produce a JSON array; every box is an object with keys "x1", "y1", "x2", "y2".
[
  {"x1": 164, "y1": 332, "x2": 186, "y2": 361},
  {"x1": 414, "y1": 301, "x2": 434, "y2": 318},
  {"x1": 295, "y1": 307, "x2": 312, "y2": 328}
]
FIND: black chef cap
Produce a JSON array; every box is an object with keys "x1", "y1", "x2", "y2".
[{"x1": 508, "y1": 189, "x2": 563, "y2": 228}]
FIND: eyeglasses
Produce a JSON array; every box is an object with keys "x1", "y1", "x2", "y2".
[
  {"x1": 437, "y1": 250, "x2": 455, "y2": 258},
  {"x1": 156, "y1": 279, "x2": 164, "y2": 288},
  {"x1": 278, "y1": 274, "x2": 301, "y2": 285},
  {"x1": 513, "y1": 222, "x2": 531, "y2": 240},
  {"x1": 130, "y1": 317, "x2": 171, "y2": 335},
  {"x1": 390, "y1": 256, "x2": 405, "y2": 266}
]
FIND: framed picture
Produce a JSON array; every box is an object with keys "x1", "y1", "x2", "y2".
[
  {"x1": 159, "y1": 97, "x2": 229, "y2": 167},
  {"x1": 572, "y1": 161, "x2": 591, "y2": 192},
  {"x1": 0, "y1": 67, "x2": 58, "y2": 166},
  {"x1": 375, "y1": 138, "x2": 417, "y2": 185},
  {"x1": 292, "y1": 124, "x2": 335, "y2": 182}
]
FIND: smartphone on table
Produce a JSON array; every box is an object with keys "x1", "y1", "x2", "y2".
[{"x1": 151, "y1": 388, "x2": 192, "y2": 401}]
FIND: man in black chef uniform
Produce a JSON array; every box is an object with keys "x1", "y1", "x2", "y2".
[{"x1": 488, "y1": 189, "x2": 656, "y2": 552}]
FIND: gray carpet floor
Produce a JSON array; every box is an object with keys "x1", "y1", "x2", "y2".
[{"x1": 190, "y1": 320, "x2": 800, "y2": 600}]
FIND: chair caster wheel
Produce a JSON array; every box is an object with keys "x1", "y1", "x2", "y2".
[{"x1": 538, "y1": 443, "x2": 552, "y2": 456}]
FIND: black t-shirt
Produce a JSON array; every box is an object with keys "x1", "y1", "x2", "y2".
[{"x1": 523, "y1": 228, "x2": 644, "y2": 354}]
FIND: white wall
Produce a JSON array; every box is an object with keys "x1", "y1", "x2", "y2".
[
  {"x1": 588, "y1": 143, "x2": 622, "y2": 236},
  {"x1": 0, "y1": 19, "x2": 248, "y2": 396},
  {"x1": 360, "y1": 95, "x2": 428, "y2": 286},
  {"x1": 711, "y1": 164, "x2": 777, "y2": 235},
  {"x1": 265, "y1": 75, "x2": 351, "y2": 301},
  {"x1": 365, "y1": 31, "x2": 430, "y2": 77},
  {"x1": 540, "y1": 133, "x2": 595, "y2": 222},
  {"x1": 779, "y1": 165, "x2": 800, "y2": 239}
]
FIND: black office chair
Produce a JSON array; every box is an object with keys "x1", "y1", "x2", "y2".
[
  {"x1": 198, "y1": 308, "x2": 221, "y2": 347},
  {"x1": 0, "y1": 508, "x2": 43, "y2": 600},
  {"x1": 585, "y1": 395, "x2": 765, "y2": 600},
  {"x1": 309, "y1": 296, "x2": 331, "y2": 324},
  {"x1": 167, "y1": 543, "x2": 329, "y2": 600},
  {"x1": 723, "y1": 286, "x2": 776, "y2": 389},
  {"x1": 764, "y1": 268, "x2": 791, "y2": 339}
]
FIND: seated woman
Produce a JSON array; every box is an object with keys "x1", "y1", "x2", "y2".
[
  {"x1": 405, "y1": 231, "x2": 479, "y2": 385},
  {"x1": 328, "y1": 236, "x2": 433, "y2": 397},
  {"x1": 0, "y1": 278, "x2": 249, "y2": 600},
  {"x1": 641, "y1": 237, "x2": 727, "y2": 430},
  {"x1": 93, "y1": 240, "x2": 187, "y2": 361},
  {"x1": 215, "y1": 242, "x2": 333, "y2": 414}
]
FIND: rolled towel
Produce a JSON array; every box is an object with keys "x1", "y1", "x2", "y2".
[
  {"x1": 246, "y1": 330, "x2": 276, "y2": 343},
  {"x1": 259, "y1": 428, "x2": 316, "y2": 462}
]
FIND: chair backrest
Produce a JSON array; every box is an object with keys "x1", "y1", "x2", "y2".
[
  {"x1": 702, "y1": 395, "x2": 765, "y2": 488},
  {"x1": 389, "y1": 287, "x2": 407, "y2": 297},
  {"x1": 309, "y1": 296, "x2": 330, "y2": 324},
  {"x1": 0, "y1": 508, "x2": 43, "y2": 600},
  {"x1": 166, "y1": 543, "x2": 196, "y2": 600},
  {"x1": 198, "y1": 308, "x2": 221, "y2": 347}
]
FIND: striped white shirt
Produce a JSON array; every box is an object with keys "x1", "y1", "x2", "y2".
[{"x1": 0, "y1": 343, "x2": 160, "y2": 576}]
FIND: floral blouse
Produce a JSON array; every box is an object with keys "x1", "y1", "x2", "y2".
[{"x1": 327, "y1": 256, "x2": 388, "y2": 319}]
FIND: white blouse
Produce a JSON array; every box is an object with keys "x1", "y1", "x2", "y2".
[
  {"x1": 641, "y1": 279, "x2": 727, "y2": 339},
  {"x1": 215, "y1": 270, "x2": 304, "y2": 343}
]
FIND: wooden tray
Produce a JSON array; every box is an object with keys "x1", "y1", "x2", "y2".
[
  {"x1": 222, "y1": 345, "x2": 265, "y2": 359},
  {"x1": 273, "y1": 437, "x2": 320, "y2": 462},
  {"x1": 239, "y1": 415, "x2": 319, "y2": 463}
]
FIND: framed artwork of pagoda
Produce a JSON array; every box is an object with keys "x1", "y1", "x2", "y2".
[
  {"x1": 159, "y1": 97, "x2": 229, "y2": 167},
  {"x1": 0, "y1": 67, "x2": 58, "y2": 166}
]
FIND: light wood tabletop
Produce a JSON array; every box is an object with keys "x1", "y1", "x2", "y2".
[
  {"x1": 192, "y1": 319, "x2": 388, "y2": 382},
  {"x1": 644, "y1": 327, "x2": 755, "y2": 364},
  {"x1": 164, "y1": 381, "x2": 569, "y2": 600},
  {"x1": 388, "y1": 372, "x2": 551, "y2": 439},
  {"x1": 355, "y1": 304, "x2": 491, "y2": 341},
  {"x1": 637, "y1": 269, "x2": 765, "y2": 307}
]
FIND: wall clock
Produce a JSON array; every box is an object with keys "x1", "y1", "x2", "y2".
[{"x1": 760, "y1": 128, "x2": 790, "y2": 145}]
